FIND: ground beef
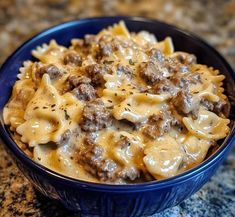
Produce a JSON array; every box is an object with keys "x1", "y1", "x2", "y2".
[
  {"x1": 80, "y1": 143, "x2": 104, "y2": 164},
  {"x1": 144, "y1": 124, "x2": 158, "y2": 139},
  {"x1": 79, "y1": 142, "x2": 118, "y2": 181},
  {"x1": 64, "y1": 52, "x2": 82, "y2": 66},
  {"x1": 185, "y1": 72, "x2": 202, "y2": 84},
  {"x1": 80, "y1": 99, "x2": 112, "y2": 131},
  {"x1": 97, "y1": 159, "x2": 118, "y2": 181},
  {"x1": 164, "y1": 57, "x2": 189, "y2": 74},
  {"x1": 143, "y1": 111, "x2": 177, "y2": 139},
  {"x1": 170, "y1": 72, "x2": 201, "y2": 89},
  {"x1": 201, "y1": 98, "x2": 230, "y2": 117},
  {"x1": 140, "y1": 51, "x2": 196, "y2": 85},
  {"x1": 117, "y1": 64, "x2": 133, "y2": 77},
  {"x1": 172, "y1": 91, "x2": 200, "y2": 117},
  {"x1": 64, "y1": 75, "x2": 92, "y2": 93},
  {"x1": 173, "y1": 52, "x2": 197, "y2": 65},
  {"x1": 85, "y1": 64, "x2": 108, "y2": 86},
  {"x1": 84, "y1": 132, "x2": 98, "y2": 145},
  {"x1": 170, "y1": 76, "x2": 189, "y2": 89},
  {"x1": 201, "y1": 99, "x2": 214, "y2": 111},
  {"x1": 140, "y1": 51, "x2": 195, "y2": 86},
  {"x1": 148, "y1": 48, "x2": 164, "y2": 62},
  {"x1": 119, "y1": 167, "x2": 140, "y2": 181},
  {"x1": 184, "y1": 72, "x2": 202, "y2": 84},
  {"x1": 72, "y1": 83, "x2": 96, "y2": 101},
  {"x1": 153, "y1": 79, "x2": 178, "y2": 96},
  {"x1": 111, "y1": 39, "x2": 125, "y2": 51},
  {"x1": 58, "y1": 129, "x2": 71, "y2": 145},
  {"x1": 37, "y1": 64, "x2": 62, "y2": 80},
  {"x1": 79, "y1": 131, "x2": 145, "y2": 182},
  {"x1": 215, "y1": 100, "x2": 230, "y2": 117},
  {"x1": 114, "y1": 136, "x2": 141, "y2": 181},
  {"x1": 80, "y1": 134, "x2": 141, "y2": 182},
  {"x1": 68, "y1": 75, "x2": 91, "y2": 87},
  {"x1": 98, "y1": 41, "x2": 113, "y2": 57},
  {"x1": 139, "y1": 61, "x2": 165, "y2": 84}
]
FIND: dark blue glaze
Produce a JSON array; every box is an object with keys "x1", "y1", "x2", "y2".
[{"x1": 0, "y1": 17, "x2": 234, "y2": 217}]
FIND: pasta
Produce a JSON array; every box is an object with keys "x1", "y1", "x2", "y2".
[{"x1": 3, "y1": 21, "x2": 230, "y2": 183}]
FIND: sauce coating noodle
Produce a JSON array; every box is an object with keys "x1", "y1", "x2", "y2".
[{"x1": 3, "y1": 21, "x2": 230, "y2": 183}]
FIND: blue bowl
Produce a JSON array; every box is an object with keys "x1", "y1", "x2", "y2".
[{"x1": 0, "y1": 16, "x2": 234, "y2": 217}]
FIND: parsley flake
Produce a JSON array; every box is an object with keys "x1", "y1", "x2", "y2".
[
  {"x1": 64, "y1": 109, "x2": 70, "y2": 120},
  {"x1": 129, "y1": 59, "x2": 135, "y2": 65}
]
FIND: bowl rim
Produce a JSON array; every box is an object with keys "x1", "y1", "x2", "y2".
[{"x1": 0, "y1": 16, "x2": 235, "y2": 192}]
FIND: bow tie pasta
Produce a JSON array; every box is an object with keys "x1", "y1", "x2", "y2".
[{"x1": 3, "y1": 21, "x2": 230, "y2": 183}]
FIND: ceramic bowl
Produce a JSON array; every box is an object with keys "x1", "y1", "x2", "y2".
[{"x1": 0, "y1": 16, "x2": 234, "y2": 217}]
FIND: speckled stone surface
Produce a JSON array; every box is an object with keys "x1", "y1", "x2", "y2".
[{"x1": 0, "y1": 0, "x2": 235, "y2": 216}]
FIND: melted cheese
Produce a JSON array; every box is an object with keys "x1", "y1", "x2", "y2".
[
  {"x1": 182, "y1": 134, "x2": 211, "y2": 167},
  {"x1": 3, "y1": 79, "x2": 35, "y2": 129},
  {"x1": 113, "y1": 93, "x2": 168, "y2": 123},
  {"x1": 3, "y1": 21, "x2": 230, "y2": 183},
  {"x1": 16, "y1": 74, "x2": 83, "y2": 146},
  {"x1": 144, "y1": 136, "x2": 184, "y2": 178},
  {"x1": 183, "y1": 109, "x2": 230, "y2": 140}
]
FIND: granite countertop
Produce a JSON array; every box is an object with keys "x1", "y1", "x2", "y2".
[{"x1": 0, "y1": 0, "x2": 235, "y2": 216}]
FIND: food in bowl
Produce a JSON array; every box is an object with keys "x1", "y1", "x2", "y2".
[{"x1": 3, "y1": 21, "x2": 231, "y2": 184}]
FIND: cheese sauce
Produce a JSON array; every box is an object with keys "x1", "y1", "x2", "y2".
[{"x1": 3, "y1": 21, "x2": 230, "y2": 183}]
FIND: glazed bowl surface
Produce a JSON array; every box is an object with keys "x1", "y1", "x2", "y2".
[{"x1": 0, "y1": 16, "x2": 234, "y2": 217}]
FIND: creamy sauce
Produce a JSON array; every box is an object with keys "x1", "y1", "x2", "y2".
[{"x1": 3, "y1": 21, "x2": 230, "y2": 183}]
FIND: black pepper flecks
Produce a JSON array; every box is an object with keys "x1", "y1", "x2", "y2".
[
  {"x1": 103, "y1": 60, "x2": 114, "y2": 65},
  {"x1": 129, "y1": 59, "x2": 135, "y2": 65},
  {"x1": 64, "y1": 109, "x2": 70, "y2": 120}
]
